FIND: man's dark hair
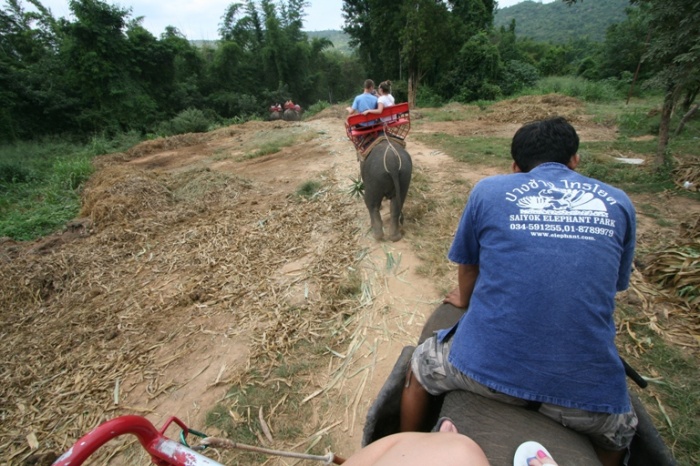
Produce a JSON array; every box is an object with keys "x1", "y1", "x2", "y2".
[
  {"x1": 364, "y1": 79, "x2": 375, "y2": 90},
  {"x1": 511, "y1": 117, "x2": 580, "y2": 172}
]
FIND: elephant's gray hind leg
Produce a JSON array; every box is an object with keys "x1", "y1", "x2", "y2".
[
  {"x1": 387, "y1": 197, "x2": 403, "y2": 242},
  {"x1": 363, "y1": 190, "x2": 385, "y2": 241}
]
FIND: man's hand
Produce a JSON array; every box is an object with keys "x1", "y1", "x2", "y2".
[
  {"x1": 444, "y1": 264, "x2": 479, "y2": 309},
  {"x1": 443, "y1": 287, "x2": 468, "y2": 308}
]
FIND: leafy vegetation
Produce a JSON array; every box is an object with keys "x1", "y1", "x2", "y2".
[
  {"x1": 0, "y1": 0, "x2": 366, "y2": 142},
  {"x1": 1, "y1": 143, "x2": 88, "y2": 239},
  {"x1": 295, "y1": 180, "x2": 323, "y2": 199}
]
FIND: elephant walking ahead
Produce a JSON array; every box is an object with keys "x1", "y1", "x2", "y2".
[{"x1": 360, "y1": 138, "x2": 412, "y2": 242}]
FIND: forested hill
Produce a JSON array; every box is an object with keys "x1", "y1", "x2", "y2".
[
  {"x1": 494, "y1": 0, "x2": 630, "y2": 43},
  {"x1": 306, "y1": 30, "x2": 354, "y2": 54}
]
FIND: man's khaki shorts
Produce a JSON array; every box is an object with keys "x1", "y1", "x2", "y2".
[{"x1": 411, "y1": 334, "x2": 638, "y2": 451}]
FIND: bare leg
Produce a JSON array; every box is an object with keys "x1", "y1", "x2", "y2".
[
  {"x1": 594, "y1": 447, "x2": 625, "y2": 466},
  {"x1": 342, "y1": 431, "x2": 489, "y2": 466},
  {"x1": 400, "y1": 368, "x2": 432, "y2": 432}
]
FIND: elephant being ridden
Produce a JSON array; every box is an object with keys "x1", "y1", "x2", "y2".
[
  {"x1": 283, "y1": 108, "x2": 300, "y2": 121},
  {"x1": 362, "y1": 302, "x2": 677, "y2": 466},
  {"x1": 360, "y1": 139, "x2": 412, "y2": 242}
]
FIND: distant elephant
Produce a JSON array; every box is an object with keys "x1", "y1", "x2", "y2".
[
  {"x1": 360, "y1": 139, "x2": 412, "y2": 242},
  {"x1": 283, "y1": 108, "x2": 300, "y2": 121},
  {"x1": 363, "y1": 303, "x2": 677, "y2": 466},
  {"x1": 269, "y1": 111, "x2": 281, "y2": 121}
]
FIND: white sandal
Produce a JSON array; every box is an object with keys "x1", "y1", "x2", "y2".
[{"x1": 513, "y1": 441, "x2": 555, "y2": 466}]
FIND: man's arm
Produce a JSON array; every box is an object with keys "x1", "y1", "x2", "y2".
[
  {"x1": 362, "y1": 102, "x2": 385, "y2": 115},
  {"x1": 443, "y1": 264, "x2": 479, "y2": 309}
]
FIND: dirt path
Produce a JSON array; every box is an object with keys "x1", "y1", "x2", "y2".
[{"x1": 123, "y1": 116, "x2": 482, "y2": 461}]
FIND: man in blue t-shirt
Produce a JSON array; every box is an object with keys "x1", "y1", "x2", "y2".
[
  {"x1": 347, "y1": 79, "x2": 378, "y2": 122},
  {"x1": 400, "y1": 117, "x2": 637, "y2": 466}
]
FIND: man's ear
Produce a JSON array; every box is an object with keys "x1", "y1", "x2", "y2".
[
  {"x1": 567, "y1": 154, "x2": 580, "y2": 170},
  {"x1": 512, "y1": 161, "x2": 522, "y2": 173}
]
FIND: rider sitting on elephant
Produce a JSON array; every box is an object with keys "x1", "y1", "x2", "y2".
[
  {"x1": 400, "y1": 117, "x2": 638, "y2": 466},
  {"x1": 360, "y1": 80, "x2": 395, "y2": 119},
  {"x1": 346, "y1": 79, "x2": 378, "y2": 122}
]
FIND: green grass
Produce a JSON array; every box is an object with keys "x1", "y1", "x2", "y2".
[
  {"x1": 577, "y1": 143, "x2": 674, "y2": 193},
  {"x1": 520, "y1": 76, "x2": 624, "y2": 103},
  {"x1": 295, "y1": 180, "x2": 323, "y2": 199},
  {"x1": 412, "y1": 133, "x2": 512, "y2": 169},
  {"x1": 1, "y1": 144, "x2": 91, "y2": 240},
  {"x1": 414, "y1": 103, "x2": 484, "y2": 122},
  {"x1": 241, "y1": 131, "x2": 316, "y2": 160},
  {"x1": 636, "y1": 203, "x2": 676, "y2": 228},
  {"x1": 242, "y1": 141, "x2": 286, "y2": 159},
  {"x1": 204, "y1": 341, "x2": 336, "y2": 464},
  {"x1": 0, "y1": 133, "x2": 144, "y2": 240},
  {"x1": 616, "y1": 307, "x2": 700, "y2": 466}
]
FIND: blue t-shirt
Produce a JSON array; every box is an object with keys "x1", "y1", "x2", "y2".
[
  {"x1": 440, "y1": 162, "x2": 636, "y2": 414},
  {"x1": 352, "y1": 93, "x2": 378, "y2": 114}
]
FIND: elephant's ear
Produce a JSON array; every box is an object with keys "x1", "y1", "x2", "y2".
[{"x1": 361, "y1": 346, "x2": 415, "y2": 447}]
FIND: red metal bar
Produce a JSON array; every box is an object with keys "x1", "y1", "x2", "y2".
[{"x1": 52, "y1": 415, "x2": 223, "y2": 466}]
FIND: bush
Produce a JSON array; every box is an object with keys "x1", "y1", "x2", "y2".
[
  {"x1": 580, "y1": 80, "x2": 619, "y2": 102},
  {"x1": 206, "y1": 92, "x2": 259, "y2": 119},
  {"x1": 499, "y1": 60, "x2": 540, "y2": 96},
  {"x1": 416, "y1": 85, "x2": 445, "y2": 108},
  {"x1": 479, "y1": 83, "x2": 503, "y2": 101},
  {"x1": 167, "y1": 108, "x2": 212, "y2": 135},
  {"x1": 305, "y1": 100, "x2": 331, "y2": 117}
]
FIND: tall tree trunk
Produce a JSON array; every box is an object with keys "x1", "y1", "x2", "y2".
[
  {"x1": 681, "y1": 86, "x2": 698, "y2": 112},
  {"x1": 674, "y1": 103, "x2": 698, "y2": 136},
  {"x1": 655, "y1": 85, "x2": 675, "y2": 168},
  {"x1": 407, "y1": 69, "x2": 418, "y2": 109}
]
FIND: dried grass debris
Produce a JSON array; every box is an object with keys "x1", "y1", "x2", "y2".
[
  {"x1": 483, "y1": 94, "x2": 588, "y2": 124},
  {"x1": 0, "y1": 155, "x2": 363, "y2": 463}
]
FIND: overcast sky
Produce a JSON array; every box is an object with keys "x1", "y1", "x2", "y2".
[{"x1": 38, "y1": 0, "x2": 555, "y2": 40}]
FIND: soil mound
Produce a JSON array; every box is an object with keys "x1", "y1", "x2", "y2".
[
  {"x1": 307, "y1": 104, "x2": 348, "y2": 121},
  {"x1": 80, "y1": 165, "x2": 172, "y2": 225},
  {"x1": 484, "y1": 93, "x2": 587, "y2": 124}
]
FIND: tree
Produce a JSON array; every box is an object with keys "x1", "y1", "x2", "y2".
[
  {"x1": 0, "y1": 0, "x2": 66, "y2": 139},
  {"x1": 342, "y1": 0, "x2": 496, "y2": 106},
  {"x1": 400, "y1": 0, "x2": 451, "y2": 106},
  {"x1": 565, "y1": 0, "x2": 700, "y2": 167},
  {"x1": 634, "y1": 0, "x2": 700, "y2": 165},
  {"x1": 595, "y1": 5, "x2": 650, "y2": 81}
]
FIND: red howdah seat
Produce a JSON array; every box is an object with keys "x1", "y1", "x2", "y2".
[{"x1": 345, "y1": 102, "x2": 411, "y2": 154}]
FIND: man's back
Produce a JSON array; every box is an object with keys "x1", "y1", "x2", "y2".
[
  {"x1": 353, "y1": 92, "x2": 378, "y2": 114},
  {"x1": 446, "y1": 162, "x2": 636, "y2": 414}
]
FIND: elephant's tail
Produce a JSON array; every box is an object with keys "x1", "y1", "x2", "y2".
[{"x1": 382, "y1": 141, "x2": 406, "y2": 213}]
